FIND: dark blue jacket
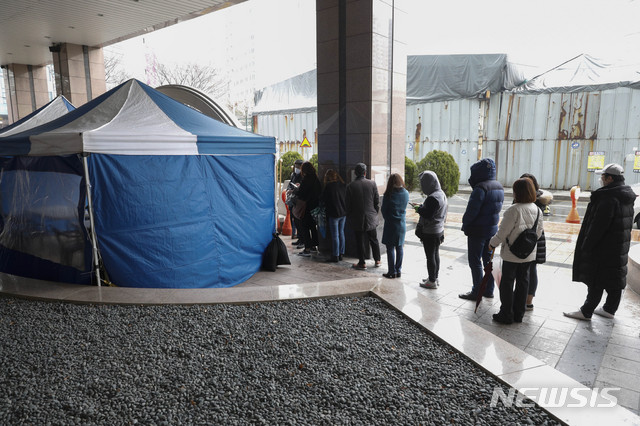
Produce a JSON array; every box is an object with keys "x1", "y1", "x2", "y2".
[{"x1": 462, "y1": 158, "x2": 504, "y2": 238}]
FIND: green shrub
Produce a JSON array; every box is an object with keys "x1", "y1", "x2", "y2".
[
  {"x1": 279, "y1": 151, "x2": 303, "y2": 182},
  {"x1": 404, "y1": 156, "x2": 418, "y2": 191},
  {"x1": 309, "y1": 154, "x2": 318, "y2": 173},
  {"x1": 416, "y1": 150, "x2": 460, "y2": 197}
]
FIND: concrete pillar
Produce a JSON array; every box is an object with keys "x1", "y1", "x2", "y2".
[
  {"x1": 2, "y1": 63, "x2": 50, "y2": 123},
  {"x1": 50, "y1": 43, "x2": 106, "y2": 106},
  {"x1": 316, "y1": 0, "x2": 407, "y2": 188}
]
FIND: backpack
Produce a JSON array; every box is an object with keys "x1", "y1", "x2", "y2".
[{"x1": 507, "y1": 209, "x2": 540, "y2": 259}]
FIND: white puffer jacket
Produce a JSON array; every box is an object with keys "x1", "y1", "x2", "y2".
[{"x1": 490, "y1": 203, "x2": 543, "y2": 263}]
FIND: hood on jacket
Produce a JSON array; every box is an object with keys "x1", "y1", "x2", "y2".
[
  {"x1": 468, "y1": 158, "x2": 496, "y2": 187},
  {"x1": 419, "y1": 170, "x2": 441, "y2": 195},
  {"x1": 591, "y1": 180, "x2": 637, "y2": 205}
]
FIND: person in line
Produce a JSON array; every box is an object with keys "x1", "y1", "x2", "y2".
[
  {"x1": 488, "y1": 178, "x2": 543, "y2": 324},
  {"x1": 346, "y1": 163, "x2": 381, "y2": 270},
  {"x1": 564, "y1": 163, "x2": 635, "y2": 320},
  {"x1": 459, "y1": 158, "x2": 504, "y2": 300},
  {"x1": 381, "y1": 173, "x2": 409, "y2": 278},
  {"x1": 288, "y1": 159, "x2": 304, "y2": 248},
  {"x1": 322, "y1": 169, "x2": 347, "y2": 263},
  {"x1": 415, "y1": 171, "x2": 448, "y2": 289},
  {"x1": 519, "y1": 173, "x2": 550, "y2": 310},
  {"x1": 294, "y1": 161, "x2": 321, "y2": 257}
]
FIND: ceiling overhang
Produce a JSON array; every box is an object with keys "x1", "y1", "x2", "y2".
[{"x1": 0, "y1": 0, "x2": 245, "y2": 66}]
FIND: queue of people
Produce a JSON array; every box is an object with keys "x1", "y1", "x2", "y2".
[{"x1": 285, "y1": 158, "x2": 635, "y2": 326}]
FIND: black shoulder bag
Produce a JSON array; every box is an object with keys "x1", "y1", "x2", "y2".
[{"x1": 507, "y1": 210, "x2": 540, "y2": 259}]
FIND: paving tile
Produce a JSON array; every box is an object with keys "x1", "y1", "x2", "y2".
[
  {"x1": 534, "y1": 327, "x2": 573, "y2": 344},
  {"x1": 597, "y1": 366, "x2": 640, "y2": 393},
  {"x1": 475, "y1": 322, "x2": 503, "y2": 336},
  {"x1": 527, "y1": 335, "x2": 567, "y2": 356},
  {"x1": 556, "y1": 344, "x2": 606, "y2": 388},
  {"x1": 524, "y1": 346, "x2": 561, "y2": 367},
  {"x1": 604, "y1": 343, "x2": 640, "y2": 362},
  {"x1": 600, "y1": 353, "x2": 640, "y2": 376},
  {"x1": 594, "y1": 380, "x2": 640, "y2": 415},
  {"x1": 541, "y1": 318, "x2": 578, "y2": 334},
  {"x1": 499, "y1": 328, "x2": 535, "y2": 347},
  {"x1": 611, "y1": 322, "x2": 640, "y2": 338},
  {"x1": 608, "y1": 333, "x2": 640, "y2": 350}
]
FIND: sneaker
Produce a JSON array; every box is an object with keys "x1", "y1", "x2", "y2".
[
  {"x1": 525, "y1": 304, "x2": 534, "y2": 311},
  {"x1": 294, "y1": 242, "x2": 305, "y2": 249},
  {"x1": 310, "y1": 247, "x2": 318, "y2": 253},
  {"x1": 292, "y1": 240, "x2": 302, "y2": 246},
  {"x1": 352, "y1": 263, "x2": 367, "y2": 270},
  {"x1": 459, "y1": 291, "x2": 477, "y2": 301},
  {"x1": 594, "y1": 308, "x2": 615, "y2": 319},
  {"x1": 374, "y1": 261, "x2": 382, "y2": 268},
  {"x1": 420, "y1": 280, "x2": 438, "y2": 289},
  {"x1": 298, "y1": 251, "x2": 311, "y2": 257},
  {"x1": 563, "y1": 310, "x2": 591, "y2": 321}
]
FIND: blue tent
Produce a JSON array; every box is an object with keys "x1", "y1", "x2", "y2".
[{"x1": 0, "y1": 79, "x2": 276, "y2": 288}]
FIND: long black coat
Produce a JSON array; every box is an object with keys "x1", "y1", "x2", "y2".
[
  {"x1": 346, "y1": 176, "x2": 379, "y2": 232},
  {"x1": 572, "y1": 181, "x2": 636, "y2": 289}
]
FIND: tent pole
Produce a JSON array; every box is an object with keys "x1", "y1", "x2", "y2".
[
  {"x1": 274, "y1": 154, "x2": 279, "y2": 233},
  {"x1": 83, "y1": 154, "x2": 102, "y2": 287}
]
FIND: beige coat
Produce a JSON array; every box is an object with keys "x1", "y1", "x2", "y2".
[{"x1": 490, "y1": 203, "x2": 543, "y2": 263}]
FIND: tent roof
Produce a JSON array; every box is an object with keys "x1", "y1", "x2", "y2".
[
  {"x1": 0, "y1": 79, "x2": 275, "y2": 156},
  {"x1": 0, "y1": 96, "x2": 75, "y2": 137}
]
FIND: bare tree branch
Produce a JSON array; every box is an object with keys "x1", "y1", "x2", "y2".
[{"x1": 155, "y1": 62, "x2": 229, "y2": 101}]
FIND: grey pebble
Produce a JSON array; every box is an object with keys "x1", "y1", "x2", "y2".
[{"x1": 0, "y1": 296, "x2": 560, "y2": 425}]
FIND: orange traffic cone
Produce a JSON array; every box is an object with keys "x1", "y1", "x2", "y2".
[
  {"x1": 566, "y1": 185, "x2": 581, "y2": 224},
  {"x1": 281, "y1": 189, "x2": 292, "y2": 236}
]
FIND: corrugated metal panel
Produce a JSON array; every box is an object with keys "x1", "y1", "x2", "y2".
[
  {"x1": 408, "y1": 88, "x2": 640, "y2": 190},
  {"x1": 257, "y1": 87, "x2": 640, "y2": 190},
  {"x1": 256, "y1": 112, "x2": 318, "y2": 161}
]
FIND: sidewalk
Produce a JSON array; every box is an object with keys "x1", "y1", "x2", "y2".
[{"x1": 243, "y1": 208, "x2": 640, "y2": 418}]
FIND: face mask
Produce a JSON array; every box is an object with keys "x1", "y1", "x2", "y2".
[{"x1": 294, "y1": 168, "x2": 301, "y2": 174}]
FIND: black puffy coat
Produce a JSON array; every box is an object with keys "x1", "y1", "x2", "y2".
[{"x1": 572, "y1": 181, "x2": 636, "y2": 289}]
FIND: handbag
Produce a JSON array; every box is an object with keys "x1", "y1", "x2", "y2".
[
  {"x1": 507, "y1": 210, "x2": 540, "y2": 259},
  {"x1": 415, "y1": 222, "x2": 424, "y2": 240},
  {"x1": 310, "y1": 202, "x2": 327, "y2": 238},
  {"x1": 291, "y1": 199, "x2": 306, "y2": 220}
]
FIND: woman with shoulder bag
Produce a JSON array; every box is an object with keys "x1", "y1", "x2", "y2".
[
  {"x1": 520, "y1": 173, "x2": 548, "y2": 311},
  {"x1": 415, "y1": 171, "x2": 448, "y2": 288},
  {"x1": 489, "y1": 178, "x2": 544, "y2": 324}
]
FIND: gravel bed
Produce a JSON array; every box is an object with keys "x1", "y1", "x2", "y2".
[{"x1": 0, "y1": 295, "x2": 560, "y2": 425}]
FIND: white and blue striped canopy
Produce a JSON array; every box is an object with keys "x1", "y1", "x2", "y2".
[
  {"x1": 0, "y1": 96, "x2": 75, "y2": 137},
  {"x1": 0, "y1": 79, "x2": 275, "y2": 156}
]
